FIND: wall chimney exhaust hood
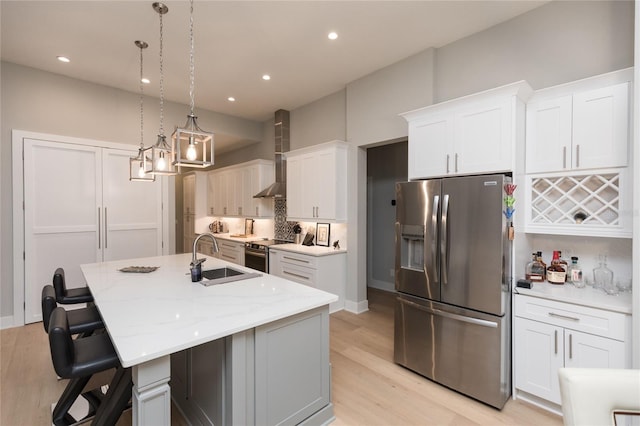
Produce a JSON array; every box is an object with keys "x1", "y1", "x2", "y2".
[{"x1": 254, "y1": 109, "x2": 289, "y2": 198}]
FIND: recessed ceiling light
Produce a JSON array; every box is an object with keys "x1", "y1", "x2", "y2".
[
  {"x1": 328, "y1": 32, "x2": 338, "y2": 40},
  {"x1": 262, "y1": 74, "x2": 271, "y2": 81},
  {"x1": 227, "y1": 97, "x2": 236, "y2": 102},
  {"x1": 141, "y1": 78, "x2": 151, "y2": 84},
  {"x1": 57, "y1": 56, "x2": 70, "y2": 63}
]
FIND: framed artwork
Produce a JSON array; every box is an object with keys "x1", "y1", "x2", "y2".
[{"x1": 316, "y1": 223, "x2": 330, "y2": 247}]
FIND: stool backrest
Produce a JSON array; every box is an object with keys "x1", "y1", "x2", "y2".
[
  {"x1": 48, "y1": 307, "x2": 74, "y2": 378},
  {"x1": 52, "y1": 267, "x2": 66, "y2": 301},
  {"x1": 41, "y1": 285, "x2": 57, "y2": 333}
]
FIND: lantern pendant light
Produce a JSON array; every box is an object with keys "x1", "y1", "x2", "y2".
[
  {"x1": 172, "y1": 0, "x2": 214, "y2": 168},
  {"x1": 129, "y1": 40, "x2": 155, "y2": 182},
  {"x1": 144, "y1": 2, "x2": 178, "y2": 176}
]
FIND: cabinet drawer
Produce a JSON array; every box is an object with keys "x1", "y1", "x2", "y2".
[
  {"x1": 277, "y1": 262, "x2": 317, "y2": 287},
  {"x1": 515, "y1": 295, "x2": 627, "y2": 341},
  {"x1": 279, "y1": 252, "x2": 318, "y2": 269}
]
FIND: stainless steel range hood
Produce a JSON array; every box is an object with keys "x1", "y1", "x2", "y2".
[{"x1": 254, "y1": 109, "x2": 289, "y2": 198}]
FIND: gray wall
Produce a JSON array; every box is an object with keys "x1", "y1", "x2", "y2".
[
  {"x1": 0, "y1": 62, "x2": 264, "y2": 319},
  {"x1": 291, "y1": 90, "x2": 347, "y2": 150}
]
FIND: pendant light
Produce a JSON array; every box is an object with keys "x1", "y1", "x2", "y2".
[
  {"x1": 129, "y1": 40, "x2": 155, "y2": 182},
  {"x1": 172, "y1": 0, "x2": 214, "y2": 168},
  {"x1": 144, "y1": 2, "x2": 178, "y2": 176}
]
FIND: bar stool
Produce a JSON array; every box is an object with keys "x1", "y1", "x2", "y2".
[
  {"x1": 42, "y1": 285, "x2": 103, "y2": 337},
  {"x1": 48, "y1": 307, "x2": 130, "y2": 426},
  {"x1": 53, "y1": 267, "x2": 94, "y2": 305}
]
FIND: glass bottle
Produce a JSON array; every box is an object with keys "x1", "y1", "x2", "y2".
[
  {"x1": 558, "y1": 251, "x2": 569, "y2": 282},
  {"x1": 526, "y1": 253, "x2": 545, "y2": 282},
  {"x1": 568, "y1": 256, "x2": 584, "y2": 288},
  {"x1": 536, "y1": 251, "x2": 547, "y2": 281},
  {"x1": 593, "y1": 254, "x2": 614, "y2": 293},
  {"x1": 547, "y1": 250, "x2": 566, "y2": 285}
]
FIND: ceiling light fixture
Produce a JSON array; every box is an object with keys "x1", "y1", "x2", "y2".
[
  {"x1": 172, "y1": 0, "x2": 214, "y2": 168},
  {"x1": 144, "y1": 2, "x2": 178, "y2": 176},
  {"x1": 262, "y1": 74, "x2": 271, "y2": 81},
  {"x1": 141, "y1": 77, "x2": 151, "y2": 84},
  {"x1": 227, "y1": 97, "x2": 236, "y2": 102},
  {"x1": 328, "y1": 32, "x2": 338, "y2": 40},
  {"x1": 57, "y1": 56, "x2": 70, "y2": 63},
  {"x1": 129, "y1": 41, "x2": 155, "y2": 182}
]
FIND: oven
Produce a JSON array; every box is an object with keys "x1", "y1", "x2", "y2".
[{"x1": 244, "y1": 243, "x2": 268, "y2": 273}]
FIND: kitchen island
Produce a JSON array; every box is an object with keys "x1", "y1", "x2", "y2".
[{"x1": 81, "y1": 253, "x2": 337, "y2": 426}]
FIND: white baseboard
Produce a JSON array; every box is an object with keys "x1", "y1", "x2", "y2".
[
  {"x1": 1, "y1": 315, "x2": 16, "y2": 330},
  {"x1": 344, "y1": 299, "x2": 368, "y2": 314}
]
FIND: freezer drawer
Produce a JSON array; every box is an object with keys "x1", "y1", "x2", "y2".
[{"x1": 394, "y1": 294, "x2": 511, "y2": 409}]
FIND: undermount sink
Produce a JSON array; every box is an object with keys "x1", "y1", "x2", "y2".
[{"x1": 200, "y1": 267, "x2": 261, "y2": 286}]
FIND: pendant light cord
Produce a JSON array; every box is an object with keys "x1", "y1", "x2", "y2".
[
  {"x1": 139, "y1": 44, "x2": 145, "y2": 150},
  {"x1": 159, "y1": 8, "x2": 165, "y2": 136},
  {"x1": 189, "y1": 0, "x2": 195, "y2": 114}
]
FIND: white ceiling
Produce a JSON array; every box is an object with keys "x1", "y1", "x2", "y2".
[{"x1": 1, "y1": 1, "x2": 547, "y2": 123}]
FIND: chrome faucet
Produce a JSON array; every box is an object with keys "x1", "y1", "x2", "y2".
[{"x1": 190, "y1": 232, "x2": 219, "y2": 282}]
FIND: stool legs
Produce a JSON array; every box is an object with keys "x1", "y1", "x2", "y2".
[{"x1": 93, "y1": 367, "x2": 133, "y2": 426}]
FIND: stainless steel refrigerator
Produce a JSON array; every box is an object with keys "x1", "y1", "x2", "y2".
[{"x1": 394, "y1": 174, "x2": 512, "y2": 409}]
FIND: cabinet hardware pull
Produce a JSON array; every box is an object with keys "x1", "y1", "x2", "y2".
[
  {"x1": 283, "y1": 270, "x2": 310, "y2": 281},
  {"x1": 575, "y1": 144, "x2": 580, "y2": 168},
  {"x1": 256, "y1": 206, "x2": 259, "y2": 216},
  {"x1": 446, "y1": 154, "x2": 450, "y2": 173},
  {"x1": 283, "y1": 256, "x2": 310, "y2": 264},
  {"x1": 569, "y1": 333, "x2": 573, "y2": 359},
  {"x1": 455, "y1": 153, "x2": 459, "y2": 173},
  {"x1": 222, "y1": 254, "x2": 234, "y2": 260},
  {"x1": 548, "y1": 312, "x2": 580, "y2": 322},
  {"x1": 97, "y1": 208, "x2": 101, "y2": 249},
  {"x1": 398, "y1": 298, "x2": 497, "y2": 328},
  {"x1": 554, "y1": 330, "x2": 558, "y2": 354},
  {"x1": 104, "y1": 207, "x2": 108, "y2": 249},
  {"x1": 562, "y1": 146, "x2": 567, "y2": 169}
]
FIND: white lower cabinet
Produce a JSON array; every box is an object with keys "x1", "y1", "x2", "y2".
[
  {"x1": 514, "y1": 294, "x2": 630, "y2": 408},
  {"x1": 217, "y1": 239, "x2": 244, "y2": 266},
  {"x1": 269, "y1": 249, "x2": 345, "y2": 313},
  {"x1": 171, "y1": 307, "x2": 332, "y2": 426}
]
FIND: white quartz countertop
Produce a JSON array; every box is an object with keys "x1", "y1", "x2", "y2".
[
  {"x1": 514, "y1": 281, "x2": 632, "y2": 314},
  {"x1": 269, "y1": 243, "x2": 347, "y2": 257},
  {"x1": 81, "y1": 253, "x2": 337, "y2": 368}
]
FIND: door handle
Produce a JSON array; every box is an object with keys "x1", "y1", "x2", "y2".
[
  {"x1": 569, "y1": 333, "x2": 573, "y2": 359},
  {"x1": 440, "y1": 194, "x2": 449, "y2": 286},
  {"x1": 432, "y1": 195, "x2": 439, "y2": 281},
  {"x1": 399, "y1": 298, "x2": 497, "y2": 328},
  {"x1": 454, "y1": 153, "x2": 459, "y2": 173},
  {"x1": 446, "y1": 154, "x2": 450, "y2": 173},
  {"x1": 104, "y1": 207, "x2": 108, "y2": 249},
  {"x1": 562, "y1": 146, "x2": 567, "y2": 169},
  {"x1": 554, "y1": 330, "x2": 558, "y2": 354},
  {"x1": 575, "y1": 144, "x2": 580, "y2": 168},
  {"x1": 97, "y1": 207, "x2": 101, "y2": 249}
]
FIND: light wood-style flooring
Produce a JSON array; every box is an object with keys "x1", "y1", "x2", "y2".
[{"x1": 1, "y1": 288, "x2": 562, "y2": 425}]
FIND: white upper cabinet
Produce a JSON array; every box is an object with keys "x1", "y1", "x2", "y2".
[
  {"x1": 401, "y1": 81, "x2": 531, "y2": 180},
  {"x1": 207, "y1": 160, "x2": 274, "y2": 218},
  {"x1": 286, "y1": 141, "x2": 347, "y2": 222},
  {"x1": 526, "y1": 80, "x2": 630, "y2": 174}
]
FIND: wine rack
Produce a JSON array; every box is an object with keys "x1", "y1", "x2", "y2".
[{"x1": 525, "y1": 170, "x2": 631, "y2": 238}]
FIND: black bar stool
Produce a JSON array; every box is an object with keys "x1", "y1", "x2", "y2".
[
  {"x1": 48, "y1": 307, "x2": 130, "y2": 426},
  {"x1": 42, "y1": 285, "x2": 103, "y2": 337},
  {"x1": 53, "y1": 267, "x2": 94, "y2": 305}
]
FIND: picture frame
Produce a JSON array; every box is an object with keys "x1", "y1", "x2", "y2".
[{"x1": 315, "y1": 223, "x2": 330, "y2": 247}]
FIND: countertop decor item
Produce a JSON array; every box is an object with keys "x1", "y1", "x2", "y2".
[
  {"x1": 316, "y1": 223, "x2": 330, "y2": 247},
  {"x1": 118, "y1": 266, "x2": 159, "y2": 273},
  {"x1": 172, "y1": 0, "x2": 214, "y2": 168}
]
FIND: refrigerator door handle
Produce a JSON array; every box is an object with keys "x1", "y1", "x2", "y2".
[
  {"x1": 432, "y1": 195, "x2": 440, "y2": 279},
  {"x1": 440, "y1": 194, "x2": 449, "y2": 286},
  {"x1": 399, "y1": 297, "x2": 498, "y2": 328}
]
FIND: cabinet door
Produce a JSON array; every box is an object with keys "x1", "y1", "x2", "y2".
[
  {"x1": 514, "y1": 317, "x2": 563, "y2": 404},
  {"x1": 526, "y1": 95, "x2": 573, "y2": 173},
  {"x1": 190, "y1": 340, "x2": 226, "y2": 426},
  {"x1": 313, "y1": 149, "x2": 336, "y2": 220},
  {"x1": 408, "y1": 114, "x2": 452, "y2": 179},
  {"x1": 564, "y1": 330, "x2": 626, "y2": 369},
  {"x1": 213, "y1": 171, "x2": 228, "y2": 216},
  {"x1": 572, "y1": 82, "x2": 629, "y2": 170},
  {"x1": 453, "y1": 98, "x2": 513, "y2": 175},
  {"x1": 286, "y1": 155, "x2": 305, "y2": 219},
  {"x1": 206, "y1": 172, "x2": 216, "y2": 216},
  {"x1": 183, "y1": 174, "x2": 195, "y2": 215}
]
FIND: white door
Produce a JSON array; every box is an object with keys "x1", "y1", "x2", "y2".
[
  {"x1": 24, "y1": 139, "x2": 102, "y2": 323},
  {"x1": 408, "y1": 114, "x2": 451, "y2": 179},
  {"x1": 525, "y1": 95, "x2": 573, "y2": 173},
  {"x1": 23, "y1": 139, "x2": 162, "y2": 324},
  {"x1": 564, "y1": 330, "x2": 626, "y2": 369},
  {"x1": 101, "y1": 148, "x2": 162, "y2": 262}
]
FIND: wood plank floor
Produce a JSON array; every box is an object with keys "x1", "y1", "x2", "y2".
[{"x1": 0, "y1": 288, "x2": 562, "y2": 425}]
